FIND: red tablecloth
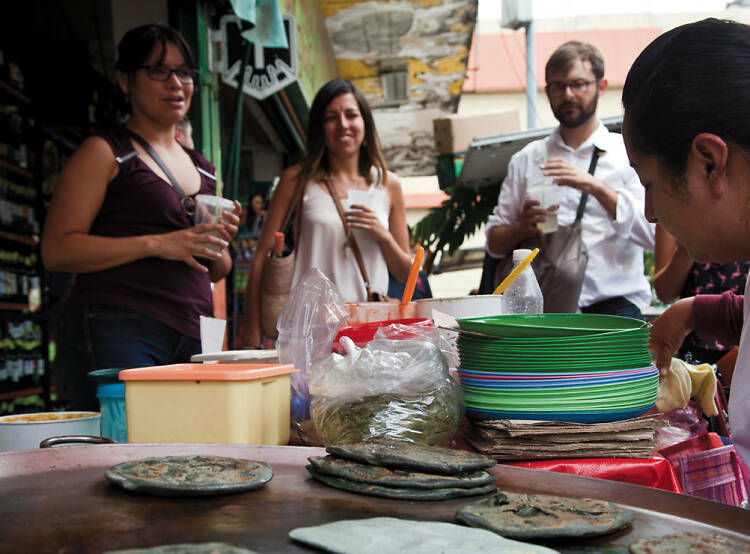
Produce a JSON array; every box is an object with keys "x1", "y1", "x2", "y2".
[
  {"x1": 506, "y1": 457, "x2": 682, "y2": 493},
  {"x1": 451, "y1": 421, "x2": 682, "y2": 493}
]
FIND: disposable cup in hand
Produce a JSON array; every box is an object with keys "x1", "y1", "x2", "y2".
[
  {"x1": 194, "y1": 194, "x2": 234, "y2": 252},
  {"x1": 526, "y1": 184, "x2": 560, "y2": 234}
]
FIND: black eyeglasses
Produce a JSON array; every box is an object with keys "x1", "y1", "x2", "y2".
[
  {"x1": 546, "y1": 79, "x2": 597, "y2": 95},
  {"x1": 139, "y1": 65, "x2": 198, "y2": 84}
]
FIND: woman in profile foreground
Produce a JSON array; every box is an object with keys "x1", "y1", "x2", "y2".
[{"x1": 621, "y1": 18, "x2": 750, "y2": 470}]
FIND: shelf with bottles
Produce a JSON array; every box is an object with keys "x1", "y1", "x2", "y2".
[
  {"x1": 0, "y1": 79, "x2": 29, "y2": 105},
  {"x1": 0, "y1": 90, "x2": 35, "y2": 172},
  {"x1": 0, "y1": 198, "x2": 39, "y2": 240},
  {"x1": 0, "y1": 158, "x2": 33, "y2": 181},
  {"x1": 39, "y1": 129, "x2": 74, "y2": 204},
  {"x1": 0, "y1": 47, "x2": 29, "y2": 103},
  {"x1": 0, "y1": 317, "x2": 45, "y2": 399},
  {"x1": 5, "y1": 226, "x2": 43, "y2": 310}
]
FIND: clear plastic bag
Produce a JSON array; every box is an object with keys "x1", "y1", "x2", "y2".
[
  {"x1": 654, "y1": 401, "x2": 709, "y2": 452},
  {"x1": 275, "y1": 268, "x2": 349, "y2": 445},
  {"x1": 309, "y1": 337, "x2": 463, "y2": 446}
]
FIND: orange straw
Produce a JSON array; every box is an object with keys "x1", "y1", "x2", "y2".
[{"x1": 401, "y1": 246, "x2": 425, "y2": 305}]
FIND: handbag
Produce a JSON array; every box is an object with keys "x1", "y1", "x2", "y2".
[
  {"x1": 493, "y1": 147, "x2": 602, "y2": 313},
  {"x1": 260, "y1": 178, "x2": 304, "y2": 339},
  {"x1": 324, "y1": 178, "x2": 385, "y2": 302}
]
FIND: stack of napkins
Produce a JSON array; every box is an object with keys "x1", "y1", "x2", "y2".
[{"x1": 465, "y1": 415, "x2": 665, "y2": 460}]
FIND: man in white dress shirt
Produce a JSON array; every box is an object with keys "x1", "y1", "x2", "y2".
[{"x1": 485, "y1": 41, "x2": 655, "y2": 318}]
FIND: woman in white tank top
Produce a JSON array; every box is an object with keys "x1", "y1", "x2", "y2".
[{"x1": 242, "y1": 79, "x2": 412, "y2": 347}]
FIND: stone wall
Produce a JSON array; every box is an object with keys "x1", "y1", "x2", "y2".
[{"x1": 321, "y1": 0, "x2": 478, "y2": 176}]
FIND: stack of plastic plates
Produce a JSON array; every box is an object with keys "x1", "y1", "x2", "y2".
[{"x1": 455, "y1": 314, "x2": 657, "y2": 423}]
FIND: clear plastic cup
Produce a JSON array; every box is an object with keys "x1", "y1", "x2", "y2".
[
  {"x1": 526, "y1": 184, "x2": 560, "y2": 234},
  {"x1": 194, "y1": 194, "x2": 234, "y2": 252}
]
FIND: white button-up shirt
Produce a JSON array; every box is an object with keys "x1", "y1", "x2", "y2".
[{"x1": 485, "y1": 122, "x2": 655, "y2": 309}]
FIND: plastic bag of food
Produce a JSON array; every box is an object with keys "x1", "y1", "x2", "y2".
[
  {"x1": 276, "y1": 268, "x2": 349, "y2": 445},
  {"x1": 373, "y1": 321, "x2": 453, "y2": 356},
  {"x1": 309, "y1": 337, "x2": 463, "y2": 446}
]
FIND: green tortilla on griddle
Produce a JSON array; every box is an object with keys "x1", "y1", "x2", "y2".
[
  {"x1": 629, "y1": 532, "x2": 750, "y2": 554},
  {"x1": 308, "y1": 455, "x2": 496, "y2": 489},
  {"x1": 307, "y1": 465, "x2": 497, "y2": 501},
  {"x1": 457, "y1": 491, "x2": 635, "y2": 539},
  {"x1": 105, "y1": 544, "x2": 258, "y2": 553},
  {"x1": 326, "y1": 439, "x2": 496, "y2": 475}
]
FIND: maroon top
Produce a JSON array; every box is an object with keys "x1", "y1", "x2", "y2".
[
  {"x1": 66, "y1": 127, "x2": 217, "y2": 340},
  {"x1": 678, "y1": 260, "x2": 750, "y2": 359},
  {"x1": 693, "y1": 291, "x2": 744, "y2": 347}
]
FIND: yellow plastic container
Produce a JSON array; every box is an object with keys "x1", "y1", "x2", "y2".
[{"x1": 119, "y1": 363, "x2": 298, "y2": 446}]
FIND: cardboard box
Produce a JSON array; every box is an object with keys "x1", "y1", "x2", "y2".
[
  {"x1": 433, "y1": 110, "x2": 520, "y2": 154},
  {"x1": 120, "y1": 363, "x2": 298, "y2": 445}
]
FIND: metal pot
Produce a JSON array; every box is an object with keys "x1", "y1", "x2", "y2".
[{"x1": 0, "y1": 411, "x2": 101, "y2": 452}]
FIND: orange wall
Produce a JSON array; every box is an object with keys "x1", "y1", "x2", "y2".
[{"x1": 463, "y1": 28, "x2": 662, "y2": 92}]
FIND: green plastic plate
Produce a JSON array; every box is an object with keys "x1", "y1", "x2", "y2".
[
  {"x1": 457, "y1": 314, "x2": 649, "y2": 338},
  {"x1": 458, "y1": 360, "x2": 654, "y2": 373},
  {"x1": 456, "y1": 349, "x2": 650, "y2": 362},
  {"x1": 457, "y1": 341, "x2": 648, "y2": 354}
]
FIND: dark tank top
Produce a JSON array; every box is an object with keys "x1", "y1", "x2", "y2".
[{"x1": 66, "y1": 127, "x2": 218, "y2": 340}]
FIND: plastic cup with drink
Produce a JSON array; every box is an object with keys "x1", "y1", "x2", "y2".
[
  {"x1": 528, "y1": 145, "x2": 563, "y2": 234},
  {"x1": 194, "y1": 194, "x2": 235, "y2": 252},
  {"x1": 526, "y1": 182, "x2": 560, "y2": 234}
]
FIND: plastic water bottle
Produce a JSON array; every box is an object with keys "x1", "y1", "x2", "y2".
[{"x1": 502, "y1": 249, "x2": 544, "y2": 314}]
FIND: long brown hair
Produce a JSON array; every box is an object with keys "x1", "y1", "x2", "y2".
[{"x1": 298, "y1": 79, "x2": 388, "y2": 185}]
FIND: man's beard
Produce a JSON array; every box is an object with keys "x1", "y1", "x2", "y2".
[{"x1": 553, "y1": 92, "x2": 598, "y2": 128}]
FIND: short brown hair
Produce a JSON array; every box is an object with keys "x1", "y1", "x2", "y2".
[{"x1": 545, "y1": 41, "x2": 604, "y2": 82}]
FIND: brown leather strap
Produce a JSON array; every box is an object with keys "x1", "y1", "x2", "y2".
[
  {"x1": 278, "y1": 175, "x2": 305, "y2": 246},
  {"x1": 323, "y1": 177, "x2": 372, "y2": 294}
]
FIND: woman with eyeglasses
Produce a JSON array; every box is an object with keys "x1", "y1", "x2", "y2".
[
  {"x1": 622, "y1": 18, "x2": 750, "y2": 471},
  {"x1": 41, "y1": 24, "x2": 240, "y2": 411}
]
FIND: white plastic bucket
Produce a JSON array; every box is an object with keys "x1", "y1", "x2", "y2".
[{"x1": 0, "y1": 412, "x2": 101, "y2": 452}]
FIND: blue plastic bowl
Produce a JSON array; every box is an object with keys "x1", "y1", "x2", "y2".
[{"x1": 96, "y1": 383, "x2": 127, "y2": 443}]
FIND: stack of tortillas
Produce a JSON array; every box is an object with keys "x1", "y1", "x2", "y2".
[{"x1": 306, "y1": 439, "x2": 498, "y2": 501}]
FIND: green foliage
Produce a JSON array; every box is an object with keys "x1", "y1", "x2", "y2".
[
  {"x1": 412, "y1": 184, "x2": 499, "y2": 274},
  {"x1": 644, "y1": 250, "x2": 654, "y2": 278}
]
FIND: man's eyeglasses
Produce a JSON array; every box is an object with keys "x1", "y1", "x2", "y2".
[
  {"x1": 546, "y1": 79, "x2": 597, "y2": 95},
  {"x1": 139, "y1": 65, "x2": 198, "y2": 84}
]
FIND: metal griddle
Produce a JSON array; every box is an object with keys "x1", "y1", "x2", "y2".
[{"x1": 1, "y1": 443, "x2": 748, "y2": 553}]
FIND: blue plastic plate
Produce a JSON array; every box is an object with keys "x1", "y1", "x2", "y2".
[{"x1": 458, "y1": 369, "x2": 658, "y2": 389}]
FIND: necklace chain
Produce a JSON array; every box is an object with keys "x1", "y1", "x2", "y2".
[{"x1": 327, "y1": 174, "x2": 365, "y2": 197}]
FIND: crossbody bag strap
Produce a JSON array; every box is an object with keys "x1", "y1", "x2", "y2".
[
  {"x1": 125, "y1": 128, "x2": 187, "y2": 199},
  {"x1": 280, "y1": 175, "x2": 305, "y2": 232},
  {"x1": 575, "y1": 146, "x2": 604, "y2": 222},
  {"x1": 323, "y1": 177, "x2": 373, "y2": 293},
  {"x1": 125, "y1": 128, "x2": 199, "y2": 216}
]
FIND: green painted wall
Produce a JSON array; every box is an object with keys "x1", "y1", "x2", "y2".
[{"x1": 278, "y1": 0, "x2": 338, "y2": 105}]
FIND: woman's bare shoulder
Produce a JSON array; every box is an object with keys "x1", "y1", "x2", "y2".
[
  {"x1": 74, "y1": 135, "x2": 117, "y2": 160},
  {"x1": 276, "y1": 165, "x2": 303, "y2": 193},
  {"x1": 383, "y1": 170, "x2": 403, "y2": 192}
]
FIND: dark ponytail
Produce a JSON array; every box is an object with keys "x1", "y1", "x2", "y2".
[{"x1": 623, "y1": 18, "x2": 750, "y2": 182}]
